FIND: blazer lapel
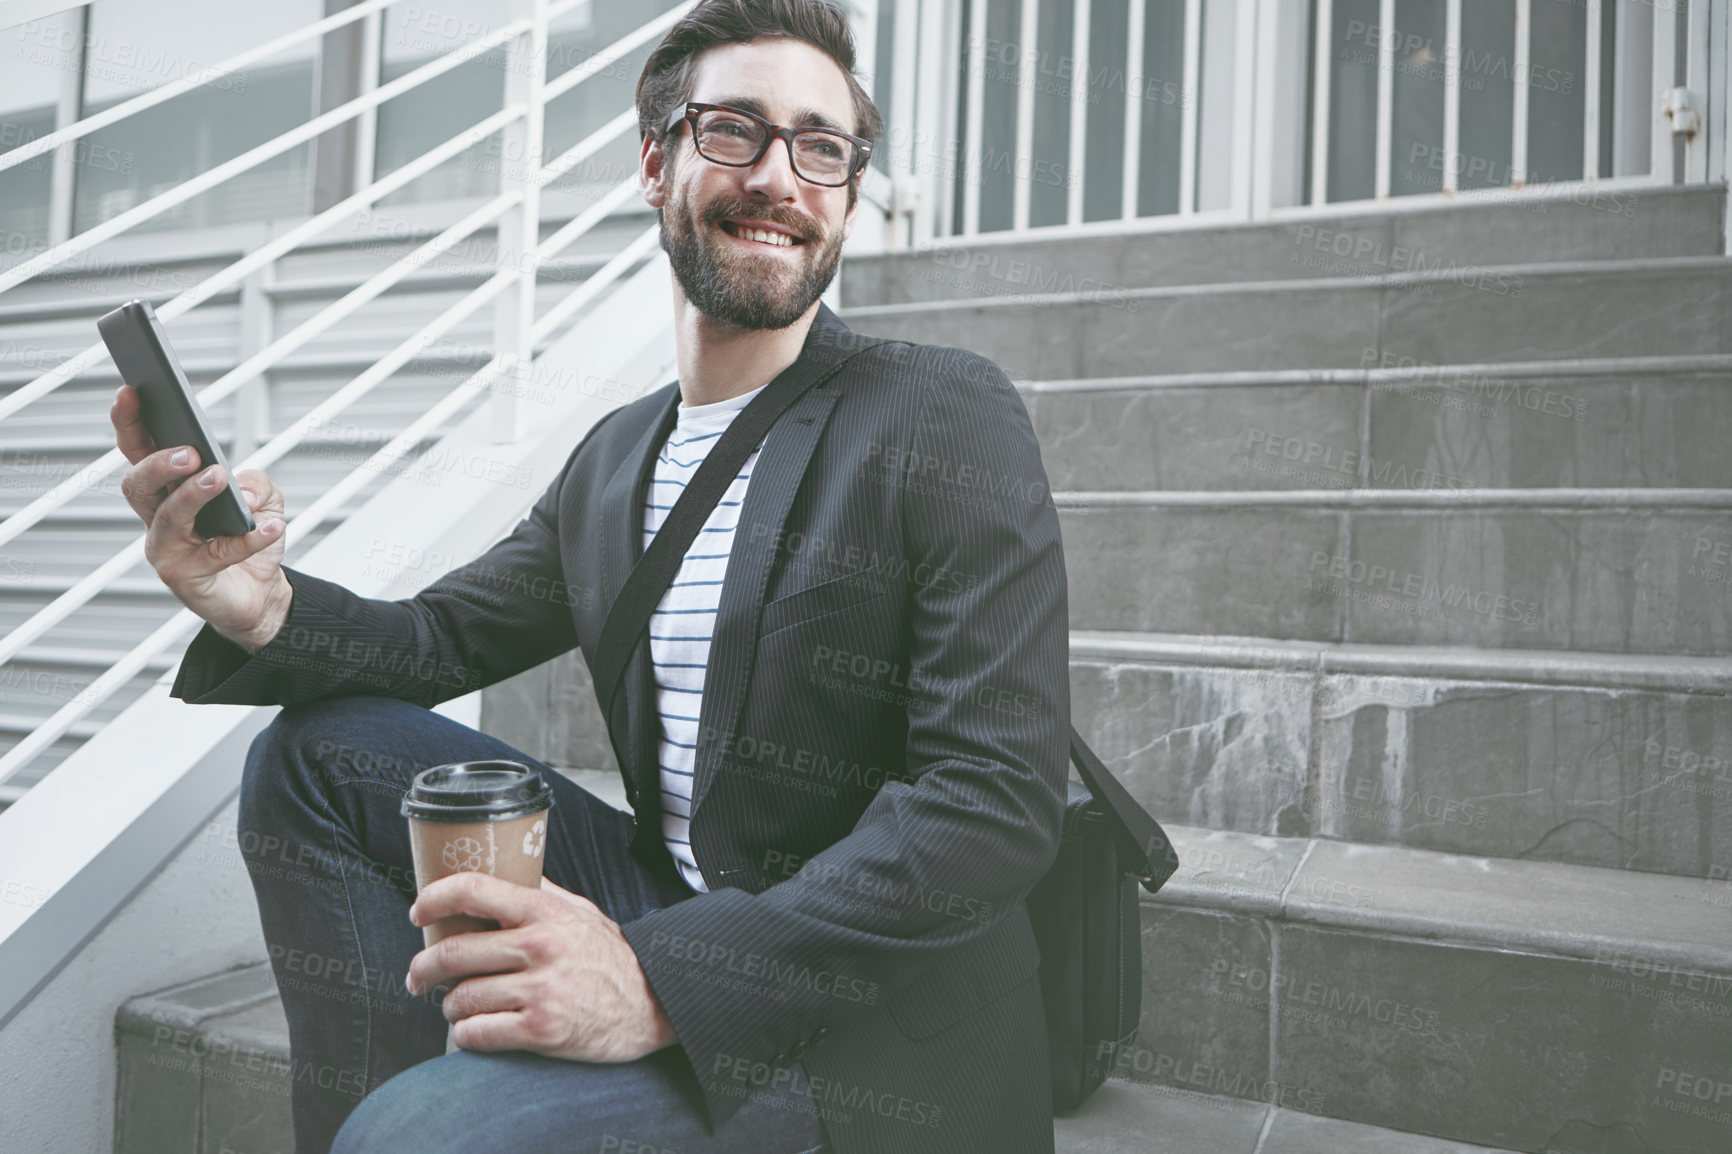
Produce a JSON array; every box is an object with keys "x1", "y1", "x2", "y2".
[
  {"x1": 596, "y1": 304, "x2": 872, "y2": 822},
  {"x1": 687, "y1": 303, "x2": 865, "y2": 817}
]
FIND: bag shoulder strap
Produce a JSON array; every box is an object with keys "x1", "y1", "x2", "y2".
[
  {"x1": 595, "y1": 335, "x2": 1180, "y2": 897},
  {"x1": 594, "y1": 336, "x2": 891, "y2": 721},
  {"x1": 1068, "y1": 725, "x2": 1180, "y2": 894}
]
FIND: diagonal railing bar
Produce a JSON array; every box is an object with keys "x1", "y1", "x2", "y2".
[
  {"x1": 0, "y1": 221, "x2": 661, "y2": 786},
  {"x1": 0, "y1": 264, "x2": 526, "y2": 676},
  {"x1": 0, "y1": 13, "x2": 532, "y2": 298},
  {"x1": 531, "y1": 223, "x2": 660, "y2": 344},
  {"x1": 542, "y1": 1, "x2": 696, "y2": 103},
  {"x1": 538, "y1": 108, "x2": 637, "y2": 187},
  {"x1": 0, "y1": 103, "x2": 527, "y2": 428},
  {"x1": 0, "y1": 0, "x2": 398, "y2": 177},
  {"x1": 532, "y1": 179, "x2": 641, "y2": 265}
]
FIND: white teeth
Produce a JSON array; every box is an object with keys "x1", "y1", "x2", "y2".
[{"x1": 735, "y1": 225, "x2": 794, "y2": 247}]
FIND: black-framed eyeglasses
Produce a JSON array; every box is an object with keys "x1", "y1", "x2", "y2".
[{"x1": 663, "y1": 101, "x2": 872, "y2": 187}]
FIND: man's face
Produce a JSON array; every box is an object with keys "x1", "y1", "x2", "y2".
[{"x1": 645, "y1": 39, "x2": 862, "y2": 331}]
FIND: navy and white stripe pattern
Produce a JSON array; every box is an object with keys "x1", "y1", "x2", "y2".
[{"x1": 641, "y1": 381, "x2": 769, "y2": 893}]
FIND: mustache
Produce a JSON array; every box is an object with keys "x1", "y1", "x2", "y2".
[{"x1": 699, "y1": 197, "x2": 820, "y2": 242}]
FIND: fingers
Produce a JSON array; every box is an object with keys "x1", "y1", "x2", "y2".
[
  {"x1": 119, "y1": 444, "x2": 203, "y2": 527},
  {"x1": 408, "y1": 922, "x2": 541, "y2": 997},
  {"x1": 412, "y1": 871, "x2": 547, "y2": 932},
  {"x1": 439, "y1": 973, "x2": 524, "y2": 1024},
  {"x1": 109, "y1": 384, "x2": 157, "y2": 464},
  {"x1": 148, "y1": 460, "x2": 284, "y2": 564},
  {"x1": 233, "y1": 467, "x2": 284, "y2": 517},
  {"x1": 450, "y1": 1010, "x2": 537, "y2": 1053}
]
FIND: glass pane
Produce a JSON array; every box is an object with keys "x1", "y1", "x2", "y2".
[
  {"x1": 1027, "y1": 0, "x2": 1075, "y2": 228},
  {"x1": 1081, "y1": 0, "x2": 1128, "y2": 222},
  {"x1": 1135, "y1": 0, "x2": 1186, "y2": 217},
  {"x1": 1326, "y1": 0, "x2": 1379, "y2": 203},
  {"x1": 1526, "y1": 0, "x2": 1586, "y2": 185},
  {"x1": 1389, "y1": 0, "x2": 1445, "y2": 197},
  {"x1": 977, "y1": 0, "x2": 1020, "y2": 232},
  {"x1": 72, "y1": 0, "x2": 320, "y2": 235},
  {"x1": 1458, "y1": 0, "x2": 1515, "y2": 190},
  {"x1": 375, "y1": 0, "x2": 511, "y2": 207},
  {"x1": 0, "y1": 9, "x2": 77, "y2": 260},
  {"x1": 541, "y1": 0, "x2": 684, "y2": 199}
]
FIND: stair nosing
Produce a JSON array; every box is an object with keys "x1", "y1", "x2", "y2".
[
  {"x1": 1018, "y1": 352, "x2": 1732, "y2": 392},
  {"x1": 1052, "y1": 487, "x2": 1732, "y2": 509},
  {"x1": 1068, "y1": 629, "x2": 1732, "y2": 694}
]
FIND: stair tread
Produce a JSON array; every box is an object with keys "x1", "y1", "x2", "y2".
[
  {"x1": 1153, "y1": 824, "x2": 1732, "y2": 972},
  {"x1": 844, "y1": 254, "x2": 1732, "y2": 317},
  {"x1": 1055, "y1": 1079, "x2": 1520, "y2": 1153}
]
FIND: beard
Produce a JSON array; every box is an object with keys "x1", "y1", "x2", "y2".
[{"x1": 659, "y1": 179, "x2": 845, "y2": 331}]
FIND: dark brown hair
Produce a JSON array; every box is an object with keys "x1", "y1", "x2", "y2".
[{"x1": 636, "y1": 0, "x2": 883, "y2": 151}]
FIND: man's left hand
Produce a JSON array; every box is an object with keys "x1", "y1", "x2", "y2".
[{"x1": 406, "y1": 874, "x2": 677, "y2": 1062}]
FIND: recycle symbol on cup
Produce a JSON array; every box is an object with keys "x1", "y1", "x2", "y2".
[
  {"x1": 523, "y1": 819, "x2": 547, "y2": 858},
  {"x1": 442, "y1": 836, "x2": 484, "y2": 872}
]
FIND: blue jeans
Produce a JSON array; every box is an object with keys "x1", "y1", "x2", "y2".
[{"x1": 239, "y1": 695, "x2": 825, "y2": 1154}]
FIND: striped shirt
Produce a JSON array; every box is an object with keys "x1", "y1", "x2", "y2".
[{"x1": 642, "y1": 381, "x2": 769, "y2": 893}]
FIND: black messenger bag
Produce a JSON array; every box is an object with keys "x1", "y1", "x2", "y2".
[
  {"x1": 592, "y1": 341, "x2": 1180, "y2": 1118},
  {"x1": 1029, "y1": 732, "x2": 1179, "y2": 1114}
]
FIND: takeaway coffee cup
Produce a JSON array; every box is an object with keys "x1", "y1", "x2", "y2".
[{"x1": 401, "y1": 760, "x2": 554, "y2": 947}]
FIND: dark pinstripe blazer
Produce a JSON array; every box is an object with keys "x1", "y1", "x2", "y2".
[{"x1": 171, "y1": 302, "x2": 1070, "y2": 1154}]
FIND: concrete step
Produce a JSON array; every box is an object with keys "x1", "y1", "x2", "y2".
[
  {"x1": 482, "y1": 633, "x2": 1732, "y2": 882},
  {"x1": 108, "y1": 963, "x2": 1523, "y2": 1154},
  {"x1": 114, "y1": 821, "x2": 1727, "y2": 1153},
  {"x1": 1021, "y1": 355, "x2": 1732, "y2": 492},
  {"x1": 841, "y1": 257, "x2": 1732, "y2": 380},
  {"x1": 1132, "y1": 826, "x2": 1732, "y2": 1154},
  {"x1": 1069, "y1": 630, "x2": 1732, "y2": 880},
  {"x1": 1054, "y1": 490, "x2": 1732, "y2": 656},
  {"x1": 840, "y1": 185, "x2": 1725, "y2": 308}
]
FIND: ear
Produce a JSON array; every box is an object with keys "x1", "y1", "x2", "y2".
[
  {"x1": 640, "y1": 133, "x2": 668, "y2": 209},
  {"x1": 839, "y1": 174, "x2": 861, "y2": 243}
]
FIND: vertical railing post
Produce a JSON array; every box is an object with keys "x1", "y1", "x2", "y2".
[
  {"x1": 1014, "y1": 0, "x2": 1039, "y2": 230},
  {"x1": 1652, "y1": 0, "x2": 1677, "y2": 184},
  {"x1": 1309, "y1": 0, "x2": 1333, "y2": 205},
  {"x1": 1443, "y1": 0, "x2": 1461, "y2": 192},
  {"x1": 233, "y1": 262, "x2": 275, "y2": 464},
  {"x1": 1067, "y1": 0, "x2": 1091, "y2": 225},
  {"x1": 960, "y1": 0, "x2": 987, "y2": 235},
  {"x1": 1583, "y1": 0, "x2": 1602, "y2": 181},
  {"x1": 1249, "y1": 0, "x2": 1281, "y2": 218},
  {"x1": 887, "y1": 0, "x2": 919, "y2": 249},
  {"x1": 492, "y1": 0, "x2": 547, "y2": 443},
  {"x1": 1179, "y1": 0, "x2": 1200, "y2": 213},
  {"x1": 1229, "y1": 0, "x2": 1257, "y2": 216},
  {"x1": 354, "y1": 5, "x2": 383, "y2": 194},
  {"x1": 1121, "y1": 0, "x2": 1147, "y2": 220},
  {"x1": 1512, "y1": 0, "x2": 1531, "y2": 186},
  {"x1": 1686, "y1": 0, "x2": 1713, "y2": 183},
  {"x1": 1374, "y1": 0, "x2": 1394, "y2": 197},
  {"x1": 46, "y1": 3, "x2": 88, "y2": 247}
]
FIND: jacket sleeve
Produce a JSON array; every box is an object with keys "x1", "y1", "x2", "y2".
[
  {"x1": 170, "y1": 420, "x2": 611, "y2": 708},
  {"x1": 619, "y1": 347, "x2": 1069, "y2": 1129}
]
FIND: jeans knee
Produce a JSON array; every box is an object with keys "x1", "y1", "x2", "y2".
[{"x1": 239, "y1": 697, "x2": 406, "y2": 835}]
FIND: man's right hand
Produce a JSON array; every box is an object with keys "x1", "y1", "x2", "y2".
[{"x1": 112, "y1": 383, "x2": 292, "y2": 655}]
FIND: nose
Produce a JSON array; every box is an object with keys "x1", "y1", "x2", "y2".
[{"x1": 740, "y1": 134, "x2": 801, "y2": 202}]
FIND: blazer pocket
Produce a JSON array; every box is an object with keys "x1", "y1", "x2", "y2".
[
  {"x1": 888, "y1": 932, "x2": 1043, "y2": 1040},
  {"x1": 759, "y1": 572, "x2": 890, "y2": 638}
]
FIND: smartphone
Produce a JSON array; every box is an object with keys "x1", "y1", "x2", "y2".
[{"x1": 97, "y1": 298, "x2": 256, "y2": 539}]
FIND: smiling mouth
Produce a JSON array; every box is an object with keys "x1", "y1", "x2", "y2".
[{"x1": 717, "y1": 219, "x2": 806, "y2": 248}]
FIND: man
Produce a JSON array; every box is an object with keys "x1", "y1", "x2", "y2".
[{"x1": 111, "y1": 2, "x2": 1068, "y2": 1151}]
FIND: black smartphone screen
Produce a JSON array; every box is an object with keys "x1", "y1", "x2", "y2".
[{"x1": 97, "y1": 299, "x2": 257, "y2": 538}]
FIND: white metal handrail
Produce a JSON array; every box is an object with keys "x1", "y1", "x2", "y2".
[
  {"x1": 0, "y1": 222, "x2": 660, "y2": 792},
  {"x1": 0, "y1": 0, "x2": 694, "y2": 792}
]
